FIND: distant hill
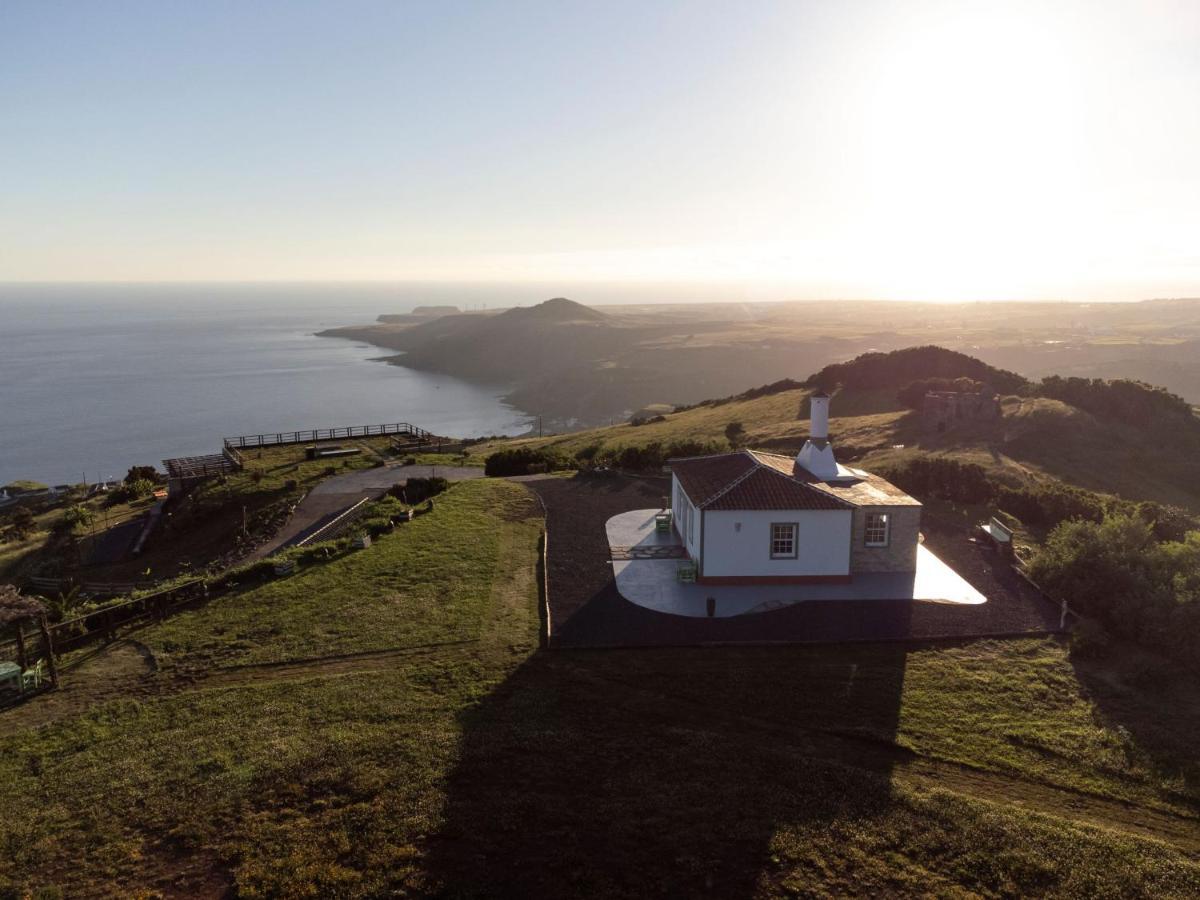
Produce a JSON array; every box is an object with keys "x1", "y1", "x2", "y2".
[
  {"x1": 806, "y1": 346, "x2": 1030, "y2": 395},
  {"x1": 321, "y1": 297, "x2": 1200, "y2": 430},
  {"x1": 377, "y1": 306, "x2": 463, "y2": 323},
  {"x1": 502, "y1": 297, "x2": 608, "y2": 323}
]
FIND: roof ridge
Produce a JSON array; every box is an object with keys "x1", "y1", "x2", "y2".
[
  {"x1": 697, "y1": 451, "x2": 763, "y2": 507},
  {"x1": 666, "y1": 451, "x2": 739, "y2": 463},
  {"x1": 747, "y1": 449, "x2": 857, "y2": 509}
]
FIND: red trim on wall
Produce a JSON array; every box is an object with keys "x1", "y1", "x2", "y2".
[{"x1": 696, "y1": 574, "x2": 853, "y2": 586}]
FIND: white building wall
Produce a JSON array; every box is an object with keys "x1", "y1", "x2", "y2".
[
  {"x1": 671, "y1": 474, "x2": 703, "y2": 561},
  {"x1": 701, "y1": 509, "x2": 852, "y2": 578}
]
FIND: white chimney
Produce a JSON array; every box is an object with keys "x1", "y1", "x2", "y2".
[
  {"x1": 809, "y1": 392, "x2": 830, "y2": 440},
  {"x1": 796, "y1": 391, "x2": 839, "y2": 480}
]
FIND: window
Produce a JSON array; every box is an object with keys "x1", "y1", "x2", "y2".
[
  {"x1": 865, "y1": 512, "x2": 890, "y2": 547},
  {"x1": 770, "y1": 523, "x2": 798, "y2": 559}
]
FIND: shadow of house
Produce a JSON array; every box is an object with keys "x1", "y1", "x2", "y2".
[
  {"x1": 427, "y1": 639, "x2": 910, "y2": 897},
  {"x1": 1069, "y1": 651, "x2": 1200, "y2": 812}
]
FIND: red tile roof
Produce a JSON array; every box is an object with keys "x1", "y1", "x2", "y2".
[{"x1": 670, "y1": 450, "x2": 854, "y2": 511}]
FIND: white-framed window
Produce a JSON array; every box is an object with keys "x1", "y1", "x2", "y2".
[
  {"x1": 770, "y1": 522, "x2": 798, "y2": 559},
  {"x1": 865, "y1": 512, "x2": 890, "y2": 547}
]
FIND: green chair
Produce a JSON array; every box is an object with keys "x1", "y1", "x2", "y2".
[
  {"x1": 676, "y1": 561, "x2": 697, "y2": 583},
  {"x1": 655, "y1": 511, "x2": 673, "y2": 534},
  {"x1": 21, "y1": 660, "x2": 43, "y2": 692}
]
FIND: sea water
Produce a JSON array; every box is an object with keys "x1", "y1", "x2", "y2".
[{"x1": 0, "y1": 283, "x2": 538, "y2": 485}]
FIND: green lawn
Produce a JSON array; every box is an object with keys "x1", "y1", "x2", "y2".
[
  {"x1": 145, "y1": 479, "x2": 539, "y2": 668},
  {"x1": 2, "y1": 479, "x2": 1199, "y2": 897}
]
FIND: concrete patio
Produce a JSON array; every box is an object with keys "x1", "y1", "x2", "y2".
[{"x1": 606, "y1": 509, "x2": 987, "y2": 619}]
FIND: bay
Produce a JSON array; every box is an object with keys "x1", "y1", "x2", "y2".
[{"x1": 0, "y1": 284, "x2": 533, "y2": 485}]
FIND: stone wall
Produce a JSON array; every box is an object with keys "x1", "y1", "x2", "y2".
[
  {"x1": 922, "y1": 390, "x2": 1001, "y2": 433},
  {"x1": 849, "y1": 505, "x2": 922, "y2": 573}
]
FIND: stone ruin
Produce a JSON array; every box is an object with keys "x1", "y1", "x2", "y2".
[{"x1": 922, "y1": 386, "x2": 1001, "y2": 433}]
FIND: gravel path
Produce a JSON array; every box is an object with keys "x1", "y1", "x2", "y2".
[{"x1": 524, "y1": 473, "x2": 1063, "y2": 649}]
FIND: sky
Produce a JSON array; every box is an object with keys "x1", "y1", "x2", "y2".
[{"x1": 2, "y1": 0, "x2": 1198, "y2": 300}]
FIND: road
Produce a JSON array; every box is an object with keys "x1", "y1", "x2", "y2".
[{"x1": 250, "y1": 463, "x2": 485, "y2": 559}]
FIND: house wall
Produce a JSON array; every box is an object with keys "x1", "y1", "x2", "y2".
[
  {"x1": 671, "y1": 474, "x2": 702, "y2": 561},
  {"x1": 849, "y1": 505, "x2": 922, "y2": 573},
  {"x1": 700, "y1": 509, "x2": 852, "y2": 581}
]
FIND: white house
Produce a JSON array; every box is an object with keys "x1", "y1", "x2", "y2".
[{"x1": 669, "y1": 393, "x2": 922, "y2": 585}]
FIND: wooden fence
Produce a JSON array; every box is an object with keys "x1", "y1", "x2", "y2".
[
  {"x1": 46, "y1": 580, "x2": 208, "y2": 655},
  {"x1": 24, "y1": 575, "x2": 163, "y2": 598},
  {"x1": 224, "y1": 422, "x2": 432, "y2": 450}
]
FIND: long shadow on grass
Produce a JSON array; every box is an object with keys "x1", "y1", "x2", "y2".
[
  {"x1": 1070, "y1": 652, "x2": 1200, "y2": 810},
  {"x1": 429, "y1": 636, "x2": 910, "y2": 897}
]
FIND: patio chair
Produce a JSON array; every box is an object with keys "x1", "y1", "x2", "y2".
[
  {"x1": 655, "y1": 511, "x2": 673, "y2": 533},
  {"x1": 676, "y1": 561, "x2": 697, "y2": 584},
  {"x1": 21, "y1": 660, "x2": 43, "y2": 692}
]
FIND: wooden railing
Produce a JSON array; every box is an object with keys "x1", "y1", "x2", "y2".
[{"x1": 224, "y1": 422, "x2": 432, "y2": 450}]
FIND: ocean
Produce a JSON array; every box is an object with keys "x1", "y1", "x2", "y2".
[{"x1": 0, "y1": 283, "x2": 544, "y2": 486}]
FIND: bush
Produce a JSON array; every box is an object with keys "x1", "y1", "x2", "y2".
[
  {"x1": 124, "y1": 465, "x2": 159, "y2": 485},
  {"x1": 1069, "y1": 618, "x2": 1110, "y2": 659},
  {"x1": 2, "y1": 507, "x2": 37, "y2": 542},
  {"x1": 1029, "y1": 515, "x2": 1200, "y2": 664},
  {"x1": 600, "y1": 440, "x2": 724, "y2": 472},
  {"x1": 484, "y1": 448, "x2": 565, "y2": 477},
  {"x1": 399, "y1": 476, "x2": 449, "y2": 504},
  {"x1": 574, "y1": 443, "x2": 602, "y2": 463}
]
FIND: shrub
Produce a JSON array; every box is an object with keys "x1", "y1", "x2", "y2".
[
  {"x1": 630, "y1": 414, "x2": 667, "y2": 426},
  {"x1": 574, "y1": 443, "x2": 602, "y2": 463},
  {"x1": 1029, "y1": 515, "x2": 1200, "y2": 664},
  {"x1": 484, "y1": 448, "x2": 565, "y2": 477},
  {"x1": 124, "y1": 465, "x2": 159, "y2": 485},
  {"x1": 602, "y1": 440, "x2": 724, "y2": 472},
  {"x1": 724, "y1": 422, "x2": 745, "y2": 447},
  {"x1": 400, "y1": 476, "x2": 449, "y2": 504},
  {"x1": 2, "y1": 507, "x2": 37, "y2": 542}
]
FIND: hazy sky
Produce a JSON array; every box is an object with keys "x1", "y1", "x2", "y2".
[{"x1": 2, "y1": 0, "x2": 1198, "y2": 299}]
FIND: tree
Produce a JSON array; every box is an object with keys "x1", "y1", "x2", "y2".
[
  {"x1": 125, "y1": 465, "x2": 159, "y2": 485},
  {"x1": 724, "y1": 422, "x2": 746, "y2": 447}
]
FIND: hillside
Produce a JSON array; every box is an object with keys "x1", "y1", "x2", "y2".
[
  {"x1": 474, "y1": 347, "x2": 1200, "y2": 513},
  {"x1": 321, "y1": 297, "x2": 1200, "y2": 431},
  {"x1": 5, "y1": 480, "x2": 1200, "y2": 896}
]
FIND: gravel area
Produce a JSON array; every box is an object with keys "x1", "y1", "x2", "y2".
[{"x1": 524, "y1": 473, "x2": 1063, "y2": 649}]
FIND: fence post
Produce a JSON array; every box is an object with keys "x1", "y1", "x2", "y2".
[
  {"x1": 14, "y1": 625, "x2": 28, "y2": 670},
  {"x1": 37, "y1": 615, "x2": 59, "y2": 688}
]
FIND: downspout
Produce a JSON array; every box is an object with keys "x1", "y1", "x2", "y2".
[{"x1": 699, "y1": 507, "x2": 705, "y2": 579}]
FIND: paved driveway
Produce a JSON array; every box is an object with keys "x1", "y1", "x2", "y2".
[
  {"x1": 252, "y1": 464, "x2": 485, "y2": 558},
  {"x1": 309, "y1": 464, "x2": 484, "y2": 497}
]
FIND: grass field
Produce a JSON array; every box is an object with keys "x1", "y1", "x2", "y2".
[{"x1": 2, "y1": 479, "x2": 1200, "y2": 897}]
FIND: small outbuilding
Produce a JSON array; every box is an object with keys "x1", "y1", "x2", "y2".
[{"x1": 669, "y1": 394, "x2": 921, "y2": 585}]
